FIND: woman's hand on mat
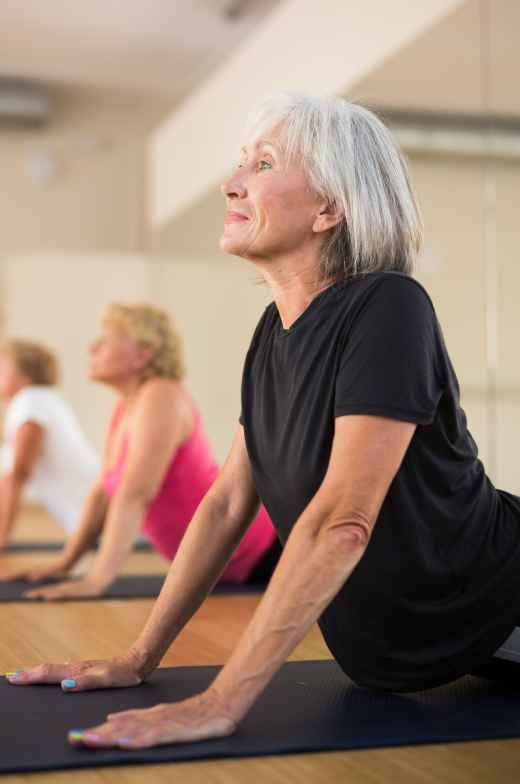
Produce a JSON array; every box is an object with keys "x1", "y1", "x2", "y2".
[
  {"x1": 6, "y1": 649, "x2": 147, "y2": 691},
  {"x1": 67, "y1": 689, "x2": 236, "y2": 749},
  {"x1": 0, "y1": 563, "x2": 68, "y2": 583},
  {"x1": 21, "y1": 576, "x2": 106, "y2": 600}
]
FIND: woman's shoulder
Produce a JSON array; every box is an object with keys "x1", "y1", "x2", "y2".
[
  {"x1": 354, "y1": 271, "x2": 435, "y2": 309},
  {"x1": 327, "y1": 272, "x2": 437, "y2": 326},
  {"x1": 8, "y1": 385, "x2": 61, "y2": 417},
  {"x1": 133, "y1": 377, "x2": 191, "y2": 419},
  {"x1": 248, "y1": 301, "x2": 279, "y2": 346}
]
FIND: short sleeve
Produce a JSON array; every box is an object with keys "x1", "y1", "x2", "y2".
[
  {"x1": 8, "y1": 388, "x2": 51, "y2": 431},
  {"x1": 334, "y1": 275, "x2": 444, "y2": 425}
]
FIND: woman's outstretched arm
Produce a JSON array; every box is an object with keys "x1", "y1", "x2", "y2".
[
  {"x1": 19, "y1": 379, "x2": 191, "y2": 600},
  {"x1": 0, "y1": 421, "x2": 45, "y2": 549},
  {"x1": 8, "y1": 415, "x2": 415, "y2": 751}
]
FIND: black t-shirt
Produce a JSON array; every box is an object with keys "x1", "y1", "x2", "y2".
[{"x1": 240, "y1": 271, "x2": 520, "y2": 692}]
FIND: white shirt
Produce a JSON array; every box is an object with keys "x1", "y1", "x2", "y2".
[{"x1": 0, "y1": 386, "x2": 100, "y2": 533}]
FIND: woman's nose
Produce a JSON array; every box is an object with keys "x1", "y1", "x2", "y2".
[{"x1": 221, "y1": 167, "x2": 247, "y2": 199}]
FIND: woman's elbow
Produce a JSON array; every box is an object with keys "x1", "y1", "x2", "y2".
[{"x1": 321, "y1": 514, "x2": 373, "y2": 553}]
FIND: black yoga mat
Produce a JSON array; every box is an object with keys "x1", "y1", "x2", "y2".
[
  {"x1": 5, "y1": 539, "x2": 152, "y2": 552},
  {"x1": 5, "y1": 541, "x2": 64, "y2": 552},
  {"x1": 0, "y1": 574, "x2": 265, "y2": 601},
  {"x1": 0, "y1": 660, "x2": 518, "y2": 774}
]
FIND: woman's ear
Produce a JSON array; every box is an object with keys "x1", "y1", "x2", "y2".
[
  {"x1": 135, "y1": 346, "x2": 153, "y2": 372},
  {"x1": 313, "y1": 201, "x2": 344, "y2": 234}
]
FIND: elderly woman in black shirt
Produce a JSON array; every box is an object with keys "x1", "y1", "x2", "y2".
[{"x1": 9, "y1": 92, "x2": 519, "y2": 749}]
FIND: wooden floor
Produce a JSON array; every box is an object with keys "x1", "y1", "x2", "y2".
[{"x1": 0, "y1": 507, "x2": 518, "y2": 784}]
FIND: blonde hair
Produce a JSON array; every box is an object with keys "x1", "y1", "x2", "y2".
[
  {"x1": 102, "y1": 303, "x2": 185, "y2": 381},
  {"x1": 240, "y1": 91, "x2": 424, "y2": 281},
  {"x1": 1, "y1": 339, "x2": 59, "y2": 385}
]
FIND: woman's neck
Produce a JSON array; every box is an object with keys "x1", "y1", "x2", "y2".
[
  {"x1": 258, "y1": 256, "x2": 334, "y2": 330},
  {"x1": 109, "y1": 375, "x2": 144, "y2": 411}
]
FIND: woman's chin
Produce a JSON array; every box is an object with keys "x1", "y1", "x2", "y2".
[{"x1": 220, "y1": 231, "x2": 247, "y2": 258}]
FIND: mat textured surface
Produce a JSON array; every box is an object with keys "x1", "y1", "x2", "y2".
[
  {"x1": 0, "y1": 575, "x2": 264, "y2": 601},
  {"x1": 0, "y1": 660, "x2": 518, "y2": 773}
]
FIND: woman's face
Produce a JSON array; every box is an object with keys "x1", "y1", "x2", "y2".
[
  {"x1": 0, "y1": 355, "x2": 29, "y2": 402},
  {"x1": 220, "y1": 130, "x2": 329, "y2": 265},
  {"x1": 88, "y1": 324, "x2": 149, "y2": 385}
]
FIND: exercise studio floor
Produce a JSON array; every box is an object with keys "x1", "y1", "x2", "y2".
[{"x1": 0, "y1": 507, "x2": 518, "y2": 784}]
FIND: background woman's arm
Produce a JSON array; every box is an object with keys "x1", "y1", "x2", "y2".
[
  {"x1": 0, "y1": 477, "x2": 109, "y2": 582},
  {"x1": 0, "y1": 421, "x2": 45, "y2": 549},
  {"x1": 23, "y1": 379, "x2": 191, "y2": 599}
]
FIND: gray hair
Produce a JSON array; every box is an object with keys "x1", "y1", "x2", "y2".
[{"x1": 240, "y1": 92, "x2": 424, "y2": 281}]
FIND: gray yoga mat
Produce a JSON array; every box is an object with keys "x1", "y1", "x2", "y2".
[
  {"x1": 0, "y1": 659, "x2": 518, "y2": 774},
  {"x1": 0, "y1": 574, "x2": 265, "y2": 601}
]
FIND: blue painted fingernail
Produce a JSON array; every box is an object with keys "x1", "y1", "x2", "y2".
[
  {"x1": 63, "y1": 679, "x2": 76, "y2": 689},
  {"x1": 69, "y1": 730, "x2": 84, "y2": 740},
  {"x1": 120, "y1": 738, "x2": 133, "y2": 745},
  {"x1": 8, "y1": 675, "x2": 20, "y2": 680},
  {"x1": 16, "y1": 671, "x2": 24, "y2": 673}
]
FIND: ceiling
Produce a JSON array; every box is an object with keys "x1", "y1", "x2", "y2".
[
  {"x1": 0, "y1": 0, "x2": 280, "y2": 97},
  {"x1": 0, "y1": 0, "x2": 517, "y2": 117}
]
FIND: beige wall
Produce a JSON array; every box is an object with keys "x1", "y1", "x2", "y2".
[
  {"x1": 404, "y1": 154, "x2": 520, "y2": 493},
  {"x1": 0, "y1": 85, "x2": 172, "y2": 257},
  {"x1": 152, "y1": 255, "x2": 273, "y2": 464},
  {"x1": 0, "y1": 85, "x2": 173, "y2": 453}
]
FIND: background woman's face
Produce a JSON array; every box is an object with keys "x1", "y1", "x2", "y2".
[
  {"x1": 88, "y1": 324, "x2": 146, "y2": 384},
  {"x1": 220, "y1": 130, "x2": 323, "y2": 265},
  {"x1": 0, "y1": 355, "x2": 29, "y2": 402}
]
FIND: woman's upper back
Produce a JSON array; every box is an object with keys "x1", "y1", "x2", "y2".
[
  {"x1": 102, "y1": 378, "x2": 276, "y2": 582},
  {"x1": 102, "y1": 379, "x2": 219, "y2": 513}
]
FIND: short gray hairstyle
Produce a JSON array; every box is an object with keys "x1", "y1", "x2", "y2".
[{"x1": 240, "y1": 92, "x2": 424, "y2": 281}]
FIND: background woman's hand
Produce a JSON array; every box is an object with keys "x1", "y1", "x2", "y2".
[
  {"x1": 0, "y1": 562, "x2": 68, "y2": 584},
  {"x1": 67, "y1": 689, "x2": 236, "y2": 749},
  {"x1": 21, "y1": 576, "x2": 106, "y2": 601},
  {"x1": 6, "y1": 650, "x2": 146, "y2": 692}
]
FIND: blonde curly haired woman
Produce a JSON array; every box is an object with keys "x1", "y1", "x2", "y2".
[{"x1": 2, "y1": 303, "x2": 277, "y2": 599}]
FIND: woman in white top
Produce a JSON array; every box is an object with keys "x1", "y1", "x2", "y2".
[{"x1": 0, "y1": 339, "x2": 99, "y2": 548}]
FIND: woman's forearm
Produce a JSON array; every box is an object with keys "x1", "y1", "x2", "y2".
[
  {"x1": 130, "y1": 485, "x2": 261, "y2": 676},
  {"x1": 210, "y1": 513, "x2": 369, "y2": 721},
  {"x1": 0, "y1": 473, "x2": 26, "y2": 545},
  {"x1": 85, "y1": 493, "x2": 150, "y2": 590},
  {"x1": 56, "y1": 488, "x2": 109, "y2": 571}
]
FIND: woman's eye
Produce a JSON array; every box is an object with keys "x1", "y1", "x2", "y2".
[{"x1": 259, "y1": 160, "x2": 271, "y2": 170}]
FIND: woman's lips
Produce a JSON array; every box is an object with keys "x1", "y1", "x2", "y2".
[{"x1": 225, "y1": 212, "x2": 248, "y2": 224}]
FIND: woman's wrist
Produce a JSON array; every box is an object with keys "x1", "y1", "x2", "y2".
[{"x1": 122, "y1": 645, "x2": 160, "y2": 681}]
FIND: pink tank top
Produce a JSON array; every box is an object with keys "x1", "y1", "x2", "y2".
[{"x1": 102, "y1": 403, "x2": 276, "y2": 584}]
